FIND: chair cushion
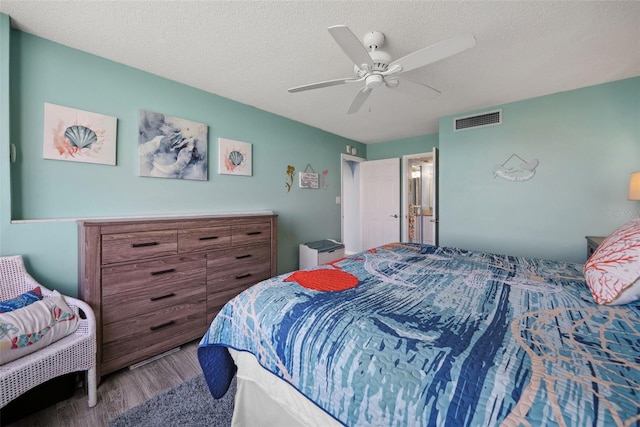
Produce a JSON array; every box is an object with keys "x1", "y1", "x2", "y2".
[
  {"x1": 0, "y1": 287, "x2": 43, "y2": 313},
  {"x1": 0, "y1": 292, "x2": 79, "y2": 365},
  {"x1": 583, "y1": 217, "x2": 640, "y2": 305}
]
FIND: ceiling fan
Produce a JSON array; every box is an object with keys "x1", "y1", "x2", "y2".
[{"x1": 288, "y1": 25, "x2": 476, "y2": 114}]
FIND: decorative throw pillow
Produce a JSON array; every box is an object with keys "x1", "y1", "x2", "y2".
[
  {"x1": 0, "y1": 287, "x2": 43, "y2": 313},
  {"x1": 0, "y1": 291, "x2": 79, "y2": 365},
  {"x1": 583, "y1": 218, "x2": 640, "y2": 305}
]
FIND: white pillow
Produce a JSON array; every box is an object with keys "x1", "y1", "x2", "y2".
[{"x1": 0, "y1": 291, "x2": 79, "y2": 365}]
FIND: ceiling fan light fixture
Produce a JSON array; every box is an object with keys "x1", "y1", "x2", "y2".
[{"x1": 365, "y1": 74, "x2": 384, "y2": 88}]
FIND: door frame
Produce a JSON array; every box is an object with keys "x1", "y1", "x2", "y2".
[{"x1": 340, "y1": 153, "x2": 365, "y2": 254}]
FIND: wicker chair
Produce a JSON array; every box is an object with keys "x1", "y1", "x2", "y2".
[{"x1": 0, "y1": 255, "x2": 97, "y2": 408}]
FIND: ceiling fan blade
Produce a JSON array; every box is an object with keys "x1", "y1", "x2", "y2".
[
  {"x1": 389, "y1": 77, "x2": 441, "y2": 100},
  {"x1": 328, "y1": 25, "x2": 374, "y2": 69},
  {"x1": 347, "y1": 87, "x2": 372, "y2": 114},
  {"x1": 288, "y1": 78, "x2": 356, "y2": 93},
  {"x1": 389, "y1": 33, "x2": 476, "y2": 73}
]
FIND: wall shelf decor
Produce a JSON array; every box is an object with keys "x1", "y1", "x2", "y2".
[
  {"x1": 299, "y1": 164, "x2": 319, "y2": 189},
  {"x1": 285, "y1": 165, "x2": 295, "y2": 192},
  {"x1": 493, "y1": 153, "x2": 539, "y2": 182}
]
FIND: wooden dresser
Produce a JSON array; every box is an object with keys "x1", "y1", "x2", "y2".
[{"x1": 78, "y1": 213, "x2": 277, "y2": 378}]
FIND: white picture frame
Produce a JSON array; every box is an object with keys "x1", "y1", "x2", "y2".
[
  {"x1": 43, "y1": 103, "x2": 117, "y2": 165},
  {"x1": 299, "y1": 171, "x2": 319, "y2": 189},
  {"x1": 218, "y1": 138, "x2": 252, "y2": 176}
]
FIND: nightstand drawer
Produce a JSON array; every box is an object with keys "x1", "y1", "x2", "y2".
[
  {"x1": 102, "y1": 230, "x2": 178, "y2": 264},
  {"x1": 318, "y1": 248, "x2": 345, "y2": 265}
]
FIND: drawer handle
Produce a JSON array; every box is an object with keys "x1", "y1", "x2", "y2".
[
  {"x1": 236, "y1": 273, "x2": 252, "y2": 280},
  {"x1": 246, "y1": 231, "x2": 262, "y2": 235},
  {"x1": 132, "y1": 242, "x2": 159, "y2": 248},
  {"x1": 235, "y1": 254, "x2": 252, "y2": 259},
  {"x1": 199, "y1": 236, "x2": 219, "y2": 241},
  {"x1": 150, "y1": 292, "x2": 176, "y2": 302},
  {"x1": 151, "y1": 268, "x2": 176, "y2": 276},
  {"x1": 150, "y1": 320, "x2": 175, "y2": 331}
]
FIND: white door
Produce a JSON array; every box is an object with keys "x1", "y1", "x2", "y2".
[{"x1": 361, "y1": 158, "x2": 400, "y2": 250}]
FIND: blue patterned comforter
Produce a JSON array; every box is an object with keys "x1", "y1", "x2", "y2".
[{"x1": 198, "y1": 243, "x2": 640, "y2": 426}]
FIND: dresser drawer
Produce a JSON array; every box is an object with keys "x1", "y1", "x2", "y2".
[
  {"x1": 102, "y1": 230, "x2": 178, "y2": 264},
  {"x1": 207, "y1": 243, "x2": 271, "y2": 291},
  {"x1": 178, "y1": 226, "x2": 231, "y2": 253},
  {"x1": 231, "y1": 222, "x2": 271, "y2": 246},
  {"x1": 102, "y1": 255, "x2": 206, "y2": 323},
  {"x1": 102, "y1": 301, "x2": 206, "y2": 365}
]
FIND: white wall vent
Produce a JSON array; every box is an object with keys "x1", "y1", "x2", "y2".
[{"x1": 453, "y1": 109, "x2": 502, "y2": 132}]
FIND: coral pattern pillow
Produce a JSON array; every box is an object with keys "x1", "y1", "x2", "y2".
[
  {"x1": 0, "y1": 291, "x2": 78, "y2": 365},
  {"x1": 583, "y1": 218, "x2": 640, "y2": 305},
  {"x1": 0, "y1": 287, "x2": 42, "y2": 313}
]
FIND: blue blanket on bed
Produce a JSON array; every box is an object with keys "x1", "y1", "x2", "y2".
[{"x1": 198, "y1": 243, "x2": 640, "y2": 426}]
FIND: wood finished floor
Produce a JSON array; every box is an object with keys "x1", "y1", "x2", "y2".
[{"x1": 2, "y1": 340, "x2": 203, "y2": 427}]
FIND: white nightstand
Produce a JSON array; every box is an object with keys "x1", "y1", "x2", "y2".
[
  {"x1": 585, "y1": 236, "x2": 606, "y2": 259},
  {"x1": 299, "y1": 239, "x2": 345, "y2": 270}
]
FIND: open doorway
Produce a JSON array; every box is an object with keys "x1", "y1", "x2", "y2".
[{"x1": 402, "y1": 149, "x2": 438, "y2": 245}]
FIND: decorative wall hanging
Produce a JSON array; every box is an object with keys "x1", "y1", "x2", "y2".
[
  {"x1": 139, "y1": 110, "x2": 208, "y2": 180},
  {"x1": 299, "y1": 164, "x2": 319, "y2": 189},
  {"x1": 43, "y1": 103, "x2": 117, "y2": 165},
  {"x1": 218, "y1": 138, "x2": 252, "y2": 176},
  {"x1": 322, "y1": 169, "x2": 329, "y2": 189},
  {"x1": 285, "y1": 165, "x2": 295, "y2": 192},
  {"x1": 493, "y1": 154, "x2": 539, "y2": 182}
]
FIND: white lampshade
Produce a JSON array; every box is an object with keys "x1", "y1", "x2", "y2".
[{"x1": 628, "y1": 172, "x2": 640, "y2": 200}]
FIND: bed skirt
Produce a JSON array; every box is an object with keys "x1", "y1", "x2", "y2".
[{"x1": 229, "y1": 348, "x2": 342, "y2": 427}]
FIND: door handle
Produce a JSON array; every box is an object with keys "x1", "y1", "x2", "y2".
[
  {"x1": 429, "y1": 219, "x2": 439, "y2": 223},
  {"x1": 390, "y1": 214, "x2": 398, "y2": 218}
]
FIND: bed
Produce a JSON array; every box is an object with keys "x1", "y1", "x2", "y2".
[{"x1": 198, "y1": 242, "x2": 640, "y2": 426}]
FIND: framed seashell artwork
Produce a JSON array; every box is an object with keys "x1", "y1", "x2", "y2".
[
  {"x1": 139, "y1": 110, "x2": 208, "y2": 180},
  {"x1": 218, "y1": 138, "x2": 252, "y2": 176},
  {"x1": 43, "y1": 103, "x2": 117, "y2": 165}
]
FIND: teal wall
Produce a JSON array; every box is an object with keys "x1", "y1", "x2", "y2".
[
  {"x1": 366, "y1": 134, "x2": 438, "y2": 160},
  {"x1": 439, "y1": 77, "x2": 640, "y2": 263},
  {"x1": 2, "y1": 14, "x2": 638, "y2": 296},
  {"x1": 0, "y1": 21, "x2": 366, "y2": 295}
]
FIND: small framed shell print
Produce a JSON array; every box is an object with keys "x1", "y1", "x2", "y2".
[
  {"x1": 43, "y1": 103, "x2": 117, "y2": 165},
  {"x1": 218, "y1": 138, "x2": 252, "y2": 176}
]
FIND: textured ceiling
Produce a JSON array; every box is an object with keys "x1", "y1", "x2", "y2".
[{"x1": 1, "y1": 1, "x2": 639, "y2": 144}]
